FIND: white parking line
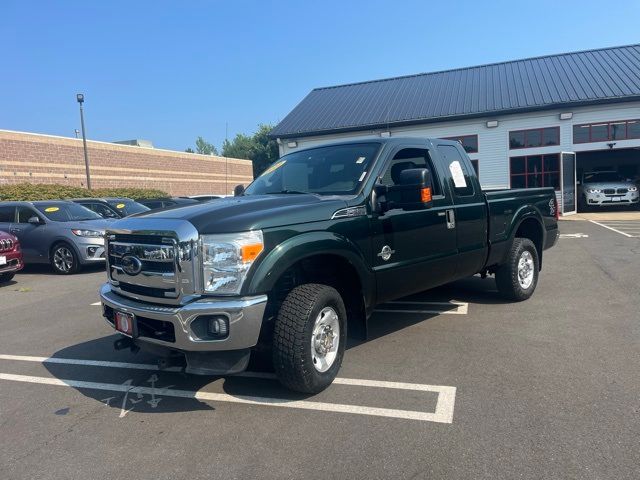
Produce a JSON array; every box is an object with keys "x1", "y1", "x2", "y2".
[
  {"x1": 560, "y1": 233, "x2": 589, "y2": 239},
  {"x1": 589, "y1": 220, "x2": 635, "y2": 238},
  {"x1": 375, "y1": 301, "x2": 468, "y2": 315},
  {"x1": 0, "y1": 354, "x2": 457, "y2": 423}
]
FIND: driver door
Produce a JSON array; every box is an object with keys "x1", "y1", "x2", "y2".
[{"x1": 370, "y1": 146, "x2": 458, "y2": 303}]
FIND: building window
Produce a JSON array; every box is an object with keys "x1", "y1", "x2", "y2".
[
  {"x1": 573, "y1": 119, "x2": 640, "y2": 143},
  {"x1": 442, "y1": 135, "x2": 478, "y2": 153},
  {"x1": 510, "y1": 154, "x2": 560, "y2": 190},
  {"x1": 509, "y1": 127, "x2": 559, "y2": 149}
]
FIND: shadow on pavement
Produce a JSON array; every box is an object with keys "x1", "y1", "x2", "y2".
[{"x1": 43, "y1": 274, "x2": 504, "y2": 414}]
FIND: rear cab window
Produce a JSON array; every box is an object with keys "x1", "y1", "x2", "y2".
[{"x1": 436, "y1": 144, "x2": 475, "y2": 197}]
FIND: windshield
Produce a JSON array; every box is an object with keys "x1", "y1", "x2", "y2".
[
  {"x1": 584, "y1": 172, "x2": 625, "y2": 183},
  {"x1": 107, "y1": 200, "x2": 150, "y2": 215},
  {"x1": 244, "y1": 143, "x2": 381, "y2": 196},
  {"x1": 35, "y1": 203, "x2": 102, "y2": 222}
]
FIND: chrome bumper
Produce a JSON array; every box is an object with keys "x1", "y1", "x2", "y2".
[{"x1": 100, "y1": 283, "x2": 267, "y2": 352}]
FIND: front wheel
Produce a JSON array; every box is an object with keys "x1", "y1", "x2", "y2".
[
  {"x1": 51, "y1": 243, "x2": 80, "y2": 274},
  {"x1": 272, "y1": 283, "x2": 347, "y2": 394},
  {"x1": 495, "y1": 238, "x2": 539, "y2": 301},
  {"x1": 0, "y1": 272, "x2": 15, "y2": 284}
]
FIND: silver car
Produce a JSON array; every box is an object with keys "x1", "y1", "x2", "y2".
[
  {"x1": 579, "y1": 171, "x2": 639, "y2": 209},
  {"x1": 0, "y1": 201, "x2": 114, "y2": 274}
]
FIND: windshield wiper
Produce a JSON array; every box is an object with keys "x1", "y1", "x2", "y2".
[{"x1": 269, "y1": 190, "x2": 309, "y2": 195}]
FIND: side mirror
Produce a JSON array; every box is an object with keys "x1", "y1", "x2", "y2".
[
  {"x1": 378, "y1": 168, "x2": 434, "y2": 212},
  {"x1": 28, "y1": 216, "x2": 43, "y2": 225},
  {"x1": 576, "y1": 181, "x2": 581, "y2": 185},
  {"x1": 234, "y1": 184, "x2": 245, "y2": 197}
]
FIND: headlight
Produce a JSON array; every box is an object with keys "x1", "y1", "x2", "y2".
[
  {"x1": 201, "y1": 231, "x2": 264, "y2": 294},
  {"x1": 629, "y1": 186, "x2": 638, "y2": 192},
  {"x1": 71, "y1": 229, "x2": 104, "y2": 238},
  {"x1": 586, "y1": 188, "x2": 601, "y2": 194}
]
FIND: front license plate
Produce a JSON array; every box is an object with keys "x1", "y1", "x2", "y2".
[
  {"x1": 612, "y1": 197, "x2": 621, "y2": 202},
  {"x1": 114, "y1": 311, "x2": 135, "y2": 337},
  {"x1": 0, "y1": 256, "x2": 6, "y2": 265}
]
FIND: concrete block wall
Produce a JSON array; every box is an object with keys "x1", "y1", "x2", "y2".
[{"x1": 0, "y1": 130, "x2": 254, "y2": 196}]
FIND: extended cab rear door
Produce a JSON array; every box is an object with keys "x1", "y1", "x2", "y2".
[
  {"x1": 433, "y1": 142, "x2": 488, "y2": 277},
  {"x1": 370, "y1": 143, "x2": 458, "y2": 303}
]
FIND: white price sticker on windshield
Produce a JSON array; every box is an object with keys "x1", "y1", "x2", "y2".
[{"x1": 449, "y1": 161, "x2": 467, "y2": 188}]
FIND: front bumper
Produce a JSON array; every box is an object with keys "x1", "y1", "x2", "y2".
[
  {"x1": 585, "y1": 192, "x2": 639, "y2": 206},
  {"x1": 0, "y1": 254, "x2": 23, "y2": 274},
  {"x1": 74, "y1": 236, "x2": 106, "y2": 264},
  {"x1": 100, "y1": 283, "x2": 267, "y2": 353}
]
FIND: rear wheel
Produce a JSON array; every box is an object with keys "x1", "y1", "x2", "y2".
[
  {"x1": 272, "y1": 283, "x2": 346, "y2": 394},
  {"x1": 0, "y1": 272, "x2": 15, "y2": 284},
  {"x1": 51, "y1": 243, "x2": 80, "y2": 275},
  {"x1": 495, "y1": 238, "x2": 539, "y2": 301}
]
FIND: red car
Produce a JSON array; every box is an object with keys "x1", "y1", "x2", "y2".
[{"x1": 0, "y1": 230, "x2": 23, "y2": 284}]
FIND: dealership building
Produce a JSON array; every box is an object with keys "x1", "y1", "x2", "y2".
[{"x1": 271, "y1": 44, "x2": 640, "y2": 214}]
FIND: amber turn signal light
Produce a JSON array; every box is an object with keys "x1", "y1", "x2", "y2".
[
  {"x1": 241, "y1": 243, "x2": 264, "y2": 262},
  {"x1": 420, "y1": 187, "x2": 432, "y2": 203}
]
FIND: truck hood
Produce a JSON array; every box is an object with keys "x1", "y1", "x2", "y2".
[
  {"x1": 131, "y1": 194, "x2": 349, "y2": 233},
  {"x1": 581, "y1": 181, "x2": 636, "y2": 190}
]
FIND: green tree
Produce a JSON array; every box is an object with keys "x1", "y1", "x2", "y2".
[
  {"x1": 221, "y1": 124, "x2": 279, "y2": 177},
  {"x1": 195, "y1": 136, "x2": 218, "y2": 155},
  {"x1": 184, "y1": 147, "x2": 195, "y2": 153}
]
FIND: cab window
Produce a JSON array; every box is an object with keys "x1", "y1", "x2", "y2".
[
  {"x1": 379, "y1": 148, "x2": 442, "y2": 196},
  {"x1": 17, "y1": 206, "x2": 40, "y2": 223},
  {"x1": 436, "y1": 144, "x2": 475, "y2": 197},
  {"x1": 0, "y1": 206, "x2": 15, "y2": 223}
]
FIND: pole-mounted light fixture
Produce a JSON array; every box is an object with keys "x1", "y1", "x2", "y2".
[{"x1": 76, "y1": 93, "x2": 91, "y2": 189}]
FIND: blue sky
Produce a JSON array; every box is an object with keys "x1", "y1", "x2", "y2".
[{"x1": 2, "y1": 0, "x2": 639, "y2": 151}]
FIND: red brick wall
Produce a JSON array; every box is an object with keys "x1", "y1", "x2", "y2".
[{"x1": 0, "y1": 130, "x2": 254, "y2": 196}]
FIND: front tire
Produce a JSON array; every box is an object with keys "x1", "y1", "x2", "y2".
[
  {"x1": 272, "y1": 284, "x2": 347, "y2": 394},
  {"x1": 0, "y1": 272, "x2": 15, "y2": 284},
  {"x1": 51, "y1": 243, "x2": 80, "y2": 275},
  {"x1": 495, "y1": 238, "x2": 539, "y2": 301}
]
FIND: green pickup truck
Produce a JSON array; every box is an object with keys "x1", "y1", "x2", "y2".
[{"x1": 100, "y1": 137, "x2": 559, "y2": 393}]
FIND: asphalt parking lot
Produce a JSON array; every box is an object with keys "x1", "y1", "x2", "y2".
[{"x1": 1, "y1": 219, "x2": 639, "y2": 480}]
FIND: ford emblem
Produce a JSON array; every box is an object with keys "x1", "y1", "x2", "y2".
[{"x1": 121, "y1": 255, "x2": 143, "y2": 276}]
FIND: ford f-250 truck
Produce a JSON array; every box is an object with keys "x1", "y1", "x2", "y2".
[{"x1": 99, "y1": 137, "x2": 559, "y2": 393}]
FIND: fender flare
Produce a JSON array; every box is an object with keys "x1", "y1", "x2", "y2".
[
  {"x1": 244, "y1": 231, "x2": 375, "y2": 308},
  {"x1": 505, "y1": 205, "x2": 546, "y2": 265}
]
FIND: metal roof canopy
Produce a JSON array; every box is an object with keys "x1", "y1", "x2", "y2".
[{"x1": 271, "y1": 44, "x2": 640, "y2": 139}]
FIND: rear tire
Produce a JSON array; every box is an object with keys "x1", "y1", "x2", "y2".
[
  {"x1": 51, "y1": 243, "x2": 80, "y2": 275},
  {"x1": 495, "y1": 238, "x2": 539, "y2": 302},
  {"x1": 0, "y1": 272, "x2": 15, "y2": 284},
  {"x1": 272, "y1": 283, "x2": 347, "y2": 394}
]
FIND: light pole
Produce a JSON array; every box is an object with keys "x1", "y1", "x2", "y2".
[{"x1": 76, "y1": 93, "x2": 92, "y2": 190}]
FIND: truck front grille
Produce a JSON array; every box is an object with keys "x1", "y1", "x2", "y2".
[{"x1": 106, "y1": 226, "x2": 201, "y2": 305}]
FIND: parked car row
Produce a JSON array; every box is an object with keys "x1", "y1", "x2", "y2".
[{"x1": 0, "y1": 195, "x2": 224, "y2": 281}]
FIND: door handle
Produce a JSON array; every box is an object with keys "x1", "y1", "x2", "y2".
[
  {"x1": 445, "y1": 209, "x2": 456, "y2": 229},
  {"x1": 10, "y1": 228, "x2": 21, "y2": 233}
]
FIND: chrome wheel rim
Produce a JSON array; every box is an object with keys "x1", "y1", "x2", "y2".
[
  {"x1": 310, "y1": 306, "x2": 340, "y2": 373},
  {"x1": 53, "y1": 247, "x2": 74, "y2": 272},
  {"x1": 518, "y1": 250, "x2": 534, "y2": 289}
]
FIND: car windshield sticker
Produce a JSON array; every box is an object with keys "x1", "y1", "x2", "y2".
[
  {"x1": 449, "y1": 161, "x2": 467, "y2": 188},
  {"x1": 116, "y1": 203, "x2": 126, "y2": 209},
  {"x1": 44, "y1": 207, "x2": 59, "y2": 212},
  {"x1": 358, "y1": 171, "x2": 367, "y2": 182},
  {"x1": 263, "y1": 160, "x2": 286, "y2": 175},
  {"x1": 356, "y1": 156, "x2": 366, "y2": 164}
]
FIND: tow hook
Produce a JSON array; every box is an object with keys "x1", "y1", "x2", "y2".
[{"x1": 113, "y1": 336, "x2": 139, "y2": 354}]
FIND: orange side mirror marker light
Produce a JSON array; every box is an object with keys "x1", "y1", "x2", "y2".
[{"x1": 420, "y1": 187, "x2": 432, "y2": 203}]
